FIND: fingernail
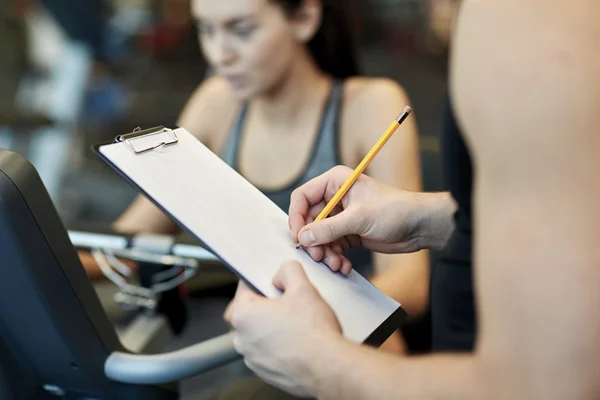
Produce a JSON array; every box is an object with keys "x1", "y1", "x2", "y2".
[
  {"x1": 300, "y1": 230, "x2": 316, "y2": 246},
  {"x1": 324, "y1": 257, "x2": 331, "y2": 265}
]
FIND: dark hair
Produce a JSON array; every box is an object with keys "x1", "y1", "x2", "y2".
[{"x1": 274, "y1": 0, "x2": 361, "y2": 79}]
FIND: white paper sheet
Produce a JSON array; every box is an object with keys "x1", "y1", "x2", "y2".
[{"x1": 99, "y1": 128, "x2": 402, "y2": 344}]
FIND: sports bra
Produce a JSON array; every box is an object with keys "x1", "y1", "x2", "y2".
[{"x1": 220, "y1": 79, "x2": 373, "y2": 277}]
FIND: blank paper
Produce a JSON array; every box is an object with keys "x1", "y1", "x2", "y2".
[{"x1": 98, "y1": 128, "x2": 404, "y2": 345}]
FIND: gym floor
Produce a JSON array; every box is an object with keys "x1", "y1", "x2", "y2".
[{"x1": 163, "y1": 45, "x2": 448, "y2": 399}]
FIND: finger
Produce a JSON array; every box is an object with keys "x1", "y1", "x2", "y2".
[
  {"x1": 288, "y1": 167, "x2": 353, "y2": 227},
  {"x1": 228, "y1": 282, "x2": 263, "y2": 329},
  {"x1": 272, "y1": 261, "x2": 310, "y2": 292},
  {"x1": 305, "y1": 202, "x2": 343, "y2": 225},
  {"x1": 333, "y1": 235, "x2": 358, "y2": 253},
  {"x1": 289, "y1": 177, "x2": 330, "y2": 228},
  {"x1": 320, "y1": 236, "x2": 349, "y2": 255},
  {"x1": 305, "y1": 245, "x2": 325, "y2": 262},
  {"x1": 289, "y1": 211, "x2": 306, "y2": 243},
  {"x1": 331, "y1": 241, "x2": 344, "y2": 255},
  {"x1": 321, "y1": 246, "x2": 344, "y2": 272},
  {"x1": 346, "y1": 234, "x2": 363, "y2": 250},
  {"x1": 291, "y1": 201, "x2": 335, "y2": 244},
  {"x1": 327, "y1": 204, "x2": 344, "y2": 218},
  {"x1": 223, "y1": 299, "x2": 234, "y2": 326},
  {"x1": 223, "y1": 281, "x2": 252, "y2": 325},
  {"x1": 298, "y1": 210, "x2": 363, "y2": 247},
  {"x1": 340, "y1": 256, "x2": 353, "y2": 276},
  {"x1": 305, "y1": 201, "x2": 326, "y2": 223},
  {"x1": 236, "y1": 280, "x2": 251, "y2": 292}
]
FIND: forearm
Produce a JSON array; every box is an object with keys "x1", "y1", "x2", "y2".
[
  {"x1": 78, "y1": 250, "x2": 103, "y2": 279},
  {"x1": 371, "y1": 251, "x2": 430, "y2": 318},
  {"x1": 113, "y1": 195, "x2": 178, "y2": 234},
  {"x1": 311, "y1": 339, "x2": 479, "y2": 400},
  {"x1": 416, "y1": 191, "x2": 456, "y2": 251}
]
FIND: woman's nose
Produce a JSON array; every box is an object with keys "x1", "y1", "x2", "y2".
[{"x1": 208, "y1": 33, "x2": 236, "y2": 68}]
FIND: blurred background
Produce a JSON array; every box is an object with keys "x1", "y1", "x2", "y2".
[
  {"x1": 0, "y1": 0, "x2": 458, "y2": 225},
  {"x1": 0, "y1": 0, "x2": 459, "y2": 398}
]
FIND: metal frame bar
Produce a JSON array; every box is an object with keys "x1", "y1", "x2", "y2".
[{"x1": 105, "y1": 332, "x2": 239, "y2": 384}]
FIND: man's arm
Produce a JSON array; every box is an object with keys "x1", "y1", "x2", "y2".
[
  {"x1": 370, "y1": 191, "x2": 456, "y2": 318},
  {"x1": 454, "y1": 0, "x2": 600, "y2": 397},
  {"x1": 312, "y1": 342, "x2": 477, "y2": 399},
  {"x1": 309, "y1": 1, "x2": 600, "y2": 399}
]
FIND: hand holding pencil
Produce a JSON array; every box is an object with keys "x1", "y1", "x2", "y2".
[
  {"x1": 288, "y1": 106, "x2": 425, "y2": 275},
  {"x1": 310, "y1": 106, "x2": 412, "y2": 227}
]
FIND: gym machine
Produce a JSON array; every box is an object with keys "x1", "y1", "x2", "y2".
[{"x1": 0, "y1": 149, "x2": 240, "y2": 399}]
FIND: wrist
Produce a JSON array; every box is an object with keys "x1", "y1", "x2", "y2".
[
  {"x1": 417, "y1": 192, "x2": 456, "y2": 251},
  {"x1": 308, "y1": 335, "x2": 353, "y2": 397}
]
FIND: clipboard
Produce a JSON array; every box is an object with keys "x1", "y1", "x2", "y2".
[{"x1": 94, "y1": 126, "x2": 407, "y2": 346}]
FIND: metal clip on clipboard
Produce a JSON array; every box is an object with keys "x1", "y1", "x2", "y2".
[
  {"x1": 115, "y1": 126, "x2": 178, "y2": 154},
  {"x1": 96, "y1": 126, "x2": 193, "y2": 311}
]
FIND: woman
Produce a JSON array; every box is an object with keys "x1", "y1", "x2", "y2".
[{"x1": 81, "y1": 0, "x2": 429, "y2": 353}]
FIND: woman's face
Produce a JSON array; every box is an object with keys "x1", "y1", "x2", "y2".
[{"x1": 192, "y1": 0, "x2": 304, "y2": 99}]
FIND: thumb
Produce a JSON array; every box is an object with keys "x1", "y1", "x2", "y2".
[
  {"x1": 298, "y1": 210, "x2": 362, "y2": 247},
  {"x1": 272, "y1": 261, "x2": 310, "y2": 292}
]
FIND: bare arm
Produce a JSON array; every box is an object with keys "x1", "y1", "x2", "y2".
[
  {"x1": 454, "y1": 0, "x2": 600, "y2": 396},
  {"x1": 343, "y1": 78, "x2": 431, "y2": 318},
  {"x1": 309, "y1": 1, "x2": 600, "y2": 398}
]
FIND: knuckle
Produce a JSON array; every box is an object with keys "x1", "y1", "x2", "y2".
[
  {"x1": 282, "y1": 260, "x2": 300, "y2": 270},
  {"x1": 296, "y1": 281, "x2": 317, "y2": 297},
  {"x1": 229, "y1": 302, "x2": 251, "y2": 329},
  {"x1": 223, "y1": 308, "x2": 232, "y2": 324},
  {"x1": 282, "y1": 260, "x2": 304, "y2": 277},
  {"x1": 332, "y1": 165, "x2": 350, "y2": 177},
  {"x1": 290, "y1": 187, "x2": 300, "y2": 201}
]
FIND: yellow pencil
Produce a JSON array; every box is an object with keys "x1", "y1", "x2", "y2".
[{"x1": 296, "y1": 106, "x2": 412, "y2": 248}]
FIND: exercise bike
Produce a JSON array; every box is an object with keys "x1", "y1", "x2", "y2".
[{"x1": 0, "y1": 149, "x2": 240, "y2": 399}]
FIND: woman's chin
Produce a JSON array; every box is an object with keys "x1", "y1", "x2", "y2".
[
  {"x1": 224, "y1": 79, "x2": 274, "y2": 101},
  {"x1": 228, "y1": 85, "x2": 256, "y2": 101}
]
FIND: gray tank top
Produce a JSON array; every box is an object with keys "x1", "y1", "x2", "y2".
[{"x1": 221, "y1": 79, "x2": 373, "y2": 276}]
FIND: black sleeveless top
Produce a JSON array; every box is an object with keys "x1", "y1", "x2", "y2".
[
  {"x1": 220, "y1": 80, "x2": 373, "y2": 277},
  {"x1": 430, "y1": 97, "x2": 477, "y2": 352}
]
